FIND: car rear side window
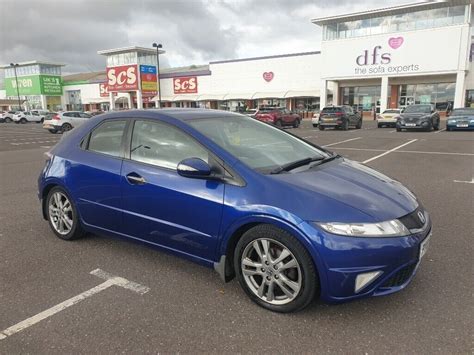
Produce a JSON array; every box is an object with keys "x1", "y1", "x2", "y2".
[
  {"x1": 87, "y1": 120, "x2": 127, "y2": 157},
  {"x1": 130, "y1": 120, "x2": 209, "y2": 170}
]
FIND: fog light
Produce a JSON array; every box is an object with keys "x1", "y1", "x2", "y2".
[{"x1": 355, "y1": 271, "x2": 382, "y2": 293}]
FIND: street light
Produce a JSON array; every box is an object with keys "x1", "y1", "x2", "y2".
[
  {"x1": 10, "y1": 63, "x2": 22, "y2": 111},
  {"x1": 152, "y1": 43, "x2": 163, "y2": 108}
]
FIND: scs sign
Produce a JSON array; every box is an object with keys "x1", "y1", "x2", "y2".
[
  {"x1": 107, "y1": 65, "x2": 138, "y2": 91},
  {"x1": 173, "y1": 76, "x2": 198, "y2": 94}
]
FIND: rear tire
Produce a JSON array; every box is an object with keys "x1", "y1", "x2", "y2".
[
  {"x1": 377, "y1": 123, "x2": 382, "y2": 128},
  {"x1": 5, "y1": 118, "x2": 12, "y2": 123},
  {"x1": 234, "y1": 224, "x2": 318, "y2": 313},
  {"x1": 61, "y1": 123, "x2": 73, "y2": 132},
  {"x1": 45, "y1": 186, "x2": 85, "y2": 241},
  {"x1": 396, "y1": 127, "x2": 402, "y2": 132},
  {"x1": 312, "y1": 124, "x2": 318, "y2": 128},
  {"x1": 20, "y1": 118, "x2": 27, "y2": 124},
  {"x1": 293, "y1": 119, "x2": 300, "y2": 128},
  {"x1": 433, "y1": 120, "x2": 439, "y2": 131},
  {"x1": 356, "y1": 119, "x2": 362, "y2": 129},
  {"x1": 342, "y1": 120, "x2": 349, "y2": 131},
  {"x1": 275, "y1": 120, "x2": 282, "y2": 128}
]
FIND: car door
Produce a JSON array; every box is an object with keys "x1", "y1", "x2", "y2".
[
  {"x1": 68, "y1": 119, "x2": 128, "y2": 233},
  {"x1": 30, "y1": 111, "x2": 41, "y2": 122},
  {"x1": 120, "y1": 119, "x2": 225, "y2": 261}
]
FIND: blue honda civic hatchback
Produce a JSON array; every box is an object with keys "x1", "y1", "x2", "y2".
[{"x1": 38, "y1": 109, "x2": 431, "y2": 312}]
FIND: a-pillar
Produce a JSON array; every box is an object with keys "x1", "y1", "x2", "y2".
[
  {"x1": 380, "y1": 76, "x2": 389, "y2": 113},
  {"x1": 109, "y1": 92, "x2": 115, "y2": 111},
  {"x1": 320, "y1": 80, "x2": 327, "y2": 110},
  {"x1": 136, "y1": 90, "x2": 143, "y2": 109},
  {"x1": 454, "y1": 71, "x2": 466, "y2": 108},
  {"x1": 40, "y1": 95, "x2": 47, "y2": 110}
]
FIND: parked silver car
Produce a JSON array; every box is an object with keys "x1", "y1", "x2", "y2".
[{"x1": 43, "y1": 111, "x2": 92, "y2": 133}]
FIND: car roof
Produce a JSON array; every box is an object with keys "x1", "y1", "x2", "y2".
[{"x1": 100, "y1": 108, "x2": 243, "y2": 122}]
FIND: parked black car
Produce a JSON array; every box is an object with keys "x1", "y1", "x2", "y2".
[
  {"x1": 319, "y1": 105, "x2": 362, "y2": 130},
  {"x1": 396, "y1": 104, "x2": 440, "y2": 132}
]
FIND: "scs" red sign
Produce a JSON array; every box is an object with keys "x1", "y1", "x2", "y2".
[
  {"x1": 173, "y1": 76, "x2": 198, "y2": 94},
  {"x1": 107, "y1": 65, "x2": 138, "y2": 91}
]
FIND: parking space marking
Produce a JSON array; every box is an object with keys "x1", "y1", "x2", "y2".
[
  {"x1": 434, "y1": 128, "x2": 447, "y2": 134},
  {"x1": 362, "y1": 139, "x2": 418, "y2": 164},
  {"x1": 10, "y1": 140, "x2": 59, "y2": 146},
  {"x1": 0, "y1": 269, "x2": 149, "y2": 341},
  {"x1": 323, "y1": 137, "x2": 362, "y2": 147},
  {"x1": 453, "y1": 178, "x2": 474, "y2": 184},
  {"x1": 332, "y1": 147, "x2": 474, "y2": 156}
]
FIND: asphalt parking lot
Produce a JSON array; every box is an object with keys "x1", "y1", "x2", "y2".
[{"x1": 0, "y1": 119, "x2": 472, "y2": 353}]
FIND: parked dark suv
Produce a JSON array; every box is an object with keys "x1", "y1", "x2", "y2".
[
  {"x1": 254, "y1": 107, "x2": 301, "y2": 128},
  {"x1": 396, "y1": 104, "x2": 440, "y2": 132},
  {"x1": 318, "y1": 106, "x2": 362, "y2": 130}
]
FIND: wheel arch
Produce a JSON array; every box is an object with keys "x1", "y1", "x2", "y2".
[
  {"x1": 215, "y1": 215, "x2": 325, "y2": 289},
  {"x1": 40, "y1": 179, "x2": 74, "y2": 220}
]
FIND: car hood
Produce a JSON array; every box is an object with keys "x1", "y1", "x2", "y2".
[
  {"x1": 269, "y1": 159, "x2": 418, "y2": 223},
  {"x1": 449, "y1": 115, "x2": 474, "y2": 120},
  {"x1": 400, "y1": 113, "x2": 430, "y2": 120}
]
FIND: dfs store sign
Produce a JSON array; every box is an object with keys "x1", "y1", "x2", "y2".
[
  {"x1": 353, "y1": 36, "x2": 420, "y2": 76},
  {"x1": 322, "y1": 26, "x2": 461, "y2": 78}
]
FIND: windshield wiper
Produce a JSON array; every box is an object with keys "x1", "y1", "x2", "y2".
[{"x1": 271, "y1": 156, "x2": 325, "y2": 174}]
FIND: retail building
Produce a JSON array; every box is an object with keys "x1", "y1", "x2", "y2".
[{"x1": 1, "y1": 1, "x2": 472, "y2": 114}]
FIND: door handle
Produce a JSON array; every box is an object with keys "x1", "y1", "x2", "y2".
[{"x1": 126, "y1": 173, "x2": 146, "y2": 185}]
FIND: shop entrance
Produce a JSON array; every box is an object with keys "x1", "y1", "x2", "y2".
[{"x1": 399, "y1": 96, "x2": 415, "y2": 108}]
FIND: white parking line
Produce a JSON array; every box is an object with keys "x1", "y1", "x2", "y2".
[
  {"x1": 389, "y1": 130, "x2": 396, "y2": 133},
  {"x1": 362, "y1": 139, "x2": 418, "y2": 164},
  {"x1": 434, "y1": 128, "x2": 446, "y2": 134},
  {"x1": 332, "y1": 146, "x2": 474, "y2": 156},
  {"x1": 323, "y1": 137, "x2": 362, "y2": 147},
  {"x1": 0, "y1": 269, "x2": 149, "y2": 341},
  {"x1": 453, "y1": 178, "x2": 474, "y2": 184}
]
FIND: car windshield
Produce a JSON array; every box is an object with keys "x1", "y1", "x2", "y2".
[
  {"x1": 188, "y1": 115, "x2": 330, "y2": 173},
  {"x1": 404, "y1": 105, "x2": 431, "y2": 113},
  {"x1": 451, "y1": 109, "x2": 474, "y2": 116},
  {"x1": 322, "y1": 107, "x2": 342, "y2": 113},
  {"x1": 383, "y1": 110, "x2": 400, "y2": 114}
]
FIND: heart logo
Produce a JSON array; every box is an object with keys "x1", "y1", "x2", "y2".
[
  {"x1": 263, "y1": 72, "x2": 274, "y2": 82},
  {"x1": 388, "y1": 37, "x2": 404, "y2": 49}
]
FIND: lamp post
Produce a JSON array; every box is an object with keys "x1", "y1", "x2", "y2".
[
  {"x1": 152, "y1": 43, "x2": 163, "y2": 108},
  {"x1": 10, "y1": 63, "x2": 22, "y2": 111}
]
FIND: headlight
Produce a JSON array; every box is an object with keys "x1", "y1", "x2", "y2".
[
  {"x1": 315, "y1": 220, "x2": 410, "y2": 237},
  {"x1": 448, "y1": 119, "x2": 456, "y2": 123}
]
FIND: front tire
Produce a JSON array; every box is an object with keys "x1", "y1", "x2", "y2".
[
  {"x1": 293, "y1": 119, "x2": 300, "y2": 128},
  {"x1": 356, "y1": 119, "x2": 362, "y2": 129},
  {"x1": 5, "y1": 118, "x2": 12, "y2": 123},
  {"x1": 342, "y1": 120, "x2": 349, "y2": 131},
  {"x1": 46, "y1": 187, "x2": 85, "y2": 241},
  {"x1": 20, "y1": 118, "x2": 27, "y2": 124},
  {"x1": 318, "y1": 125, "x2": 325, "y2": 130},
  {"x1": 234, "y1": 224, "x2": 318, "y2": 313}
]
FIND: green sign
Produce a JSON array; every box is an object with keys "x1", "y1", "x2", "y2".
[
  {"x1": 41, "y1": 75, "x2": 62, "y2": 95},
  {"x1": 5, "y1": 74, "x2": 62, "y2": 96},
  {"x1": 362, "y1": 96, "x2": 372, "y2": 110},
  {"x1": 419, "y1": 95, "x2": 431, "y2": 104}
]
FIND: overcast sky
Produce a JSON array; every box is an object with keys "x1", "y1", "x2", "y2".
[{"x1": 0, "y1": 0, "x2": 421, "y2": 77}]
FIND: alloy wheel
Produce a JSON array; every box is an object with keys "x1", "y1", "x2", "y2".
[
  {"x1": 48, "y1": 192, "x2": 74, "y2": 235},
  {"x1": 241, "y1": 238, "x2": 302, "y2": 305}
]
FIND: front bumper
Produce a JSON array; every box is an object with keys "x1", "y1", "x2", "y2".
[
  {"x1": 447, "y1": 122, "x2": 474, "y2": 130},
  {"x1": 397, "y1": 121, "x2": 431, "y2": 130},
  {"x1": 300, "y1": 220, "x2": 432, "y2": 303}
]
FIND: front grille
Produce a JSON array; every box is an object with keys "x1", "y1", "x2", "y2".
[
  {"x1": 399, "y1": 206, "x2": 426, "y2": 230},
  {"x1": 382, "y1": 264, "x2": 416, "y2": 288}
]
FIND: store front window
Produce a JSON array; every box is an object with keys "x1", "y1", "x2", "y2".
[
  {"x1": 341, "y1": 86, "x2": 381, "y2": 113},
  {"x1": 466, "y1": 90, "x2": 474, "y2": 108},
  {"x1": 323, "y1": 5, "x2": 467, "y2": 41},
  {"x1": 294, "y1": 98, "x2": 319, "y2": 112},
  {"x1": 399, "y1": 83, "x2": 454, "y2": 111}
]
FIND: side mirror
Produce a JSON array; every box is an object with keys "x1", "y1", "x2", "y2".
[{"x1": 177, "y1": 157, "x2": 212, "y2": 179}]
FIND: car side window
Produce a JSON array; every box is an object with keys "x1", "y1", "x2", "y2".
[
  {"x1": 130, "y1": 120, "x2": 209, "y2": 170},
  {"x1": 64, "y1": 112, "x2": 74, "y2": 117},
  {"x1": 87, "y1": 120, "x2": 127, "y2": 157},
  {"x1": 79, "y1": 113, "x2": 91, "y2": 118}
]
